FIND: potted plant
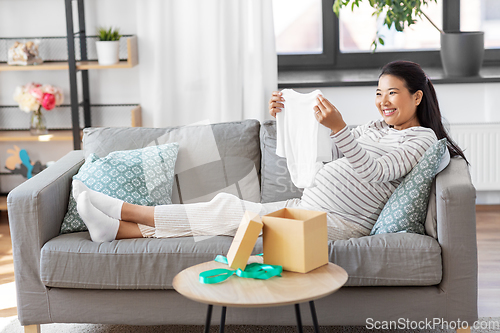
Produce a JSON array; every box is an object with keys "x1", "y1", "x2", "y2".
[
  {"x1": 95, "y1": 27, "x2": 122, "y2": 66},
  {"x1": 333, "y1": 0, "x2": 485, "y2": 77}
]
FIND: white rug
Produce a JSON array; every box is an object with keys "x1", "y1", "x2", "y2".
[{"x1": 2, "y1": 317, "x2": 500, "y2": 333}]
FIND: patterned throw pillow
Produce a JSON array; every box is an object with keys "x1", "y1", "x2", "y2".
[
  {"x1": 60, "y1": 142, "x2": 179, "y2": 234},
  {"x1": 370, "y1": 138, "x2": 447, "y2": 236}
]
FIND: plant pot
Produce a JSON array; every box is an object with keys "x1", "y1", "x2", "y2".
[
  {"x1": 440, "y1": 32, "x2": 484, "y2": 77},
  {"x1": 95, "y1": 40, "x2": 120, "y2": 66}
]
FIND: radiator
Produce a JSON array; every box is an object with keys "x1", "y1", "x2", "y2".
[{"x1": 449, "y1": 123, "x2": 500, "y2": 191}]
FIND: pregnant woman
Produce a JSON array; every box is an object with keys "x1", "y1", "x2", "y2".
[{"x1": 74, "y1": 60, "x2": 466, "y2": 243}]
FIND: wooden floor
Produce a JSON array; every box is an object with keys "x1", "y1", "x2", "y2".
[
  {"x1": 0, "y1": 210, "x2": 16, "y2": 318},
  {"x1": 0, "y1": 208, "x2": 499, "y2": 318},
  {"x1": 0, "y1": 211, "x2": 14, "y2": 286},
  {"x1": 475, "y1": 206, "x2": 500, "y2": 317}
]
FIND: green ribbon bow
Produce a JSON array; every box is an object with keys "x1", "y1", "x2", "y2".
[{"x1": 198, "y1": 254, "x2": 282, "y2": 284}]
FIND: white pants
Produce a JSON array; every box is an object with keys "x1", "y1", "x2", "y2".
[{"x1": 138, "y1": 193, "x2": 369, "y2": 241}]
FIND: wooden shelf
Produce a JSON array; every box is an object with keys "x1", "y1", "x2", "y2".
[
  {"x1": 0, "y1": 36, "x2": 138, "y2": 72},
  {"x1": 0, "y1": 62, "x2": 69, "y2": 71},
  {"x1": 77, "y1": 36, "x2": 138, "y2": 69},
  {"x1": 131, "y1": 105, "x2": 142, "y2": 127},
  {"x1": 0, "y1": 130, "x2": 77, "y2": 142}
]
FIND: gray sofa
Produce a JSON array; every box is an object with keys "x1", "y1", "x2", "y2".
[{"x1": 8, "y1": 119, "x2": 477, "y2": 332}]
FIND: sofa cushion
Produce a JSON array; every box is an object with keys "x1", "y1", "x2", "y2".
[
  {"x1": 82, "y1": 120, "x2": 261, "y2": 204},
  {"x1": 371, "y1": 138, "x2": 447, "y2": 236},
  {"x1": 260, "y1": 120, "x2": 303, "y2": 203},
  {"x1": 40, "y1": 232, "x2": 262, "y2": 289},
  {"x1": 60, "y1": 143, "x2": 180, "y2": 234},
  {"x1": 40, "y1": 232, "x2": 441, "y2": 289},
  {"x1": 334, "y1": 233, "x2": 442, "y2": 286},
  {"x1": 424, "y1": 149, "x2": 450, "y2": 239}
]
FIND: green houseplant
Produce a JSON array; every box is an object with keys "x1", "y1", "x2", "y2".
[
  {"x1": 333, "y1": 0, "x2": 485, "y2": 77},
  {"x1": 95, "y1": 27, "x2": 122, "y2": 66},
  {"x1": 98, "y1": 27, "x2": 122, "y2": 42}
]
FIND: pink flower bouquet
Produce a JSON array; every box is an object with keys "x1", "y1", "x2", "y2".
[
  {"x1": 13, "y1": 83, "x2": 64, "y2": 135},
  {"x1": 13, "y1": 83, "x2": 64, "y2": 113}
]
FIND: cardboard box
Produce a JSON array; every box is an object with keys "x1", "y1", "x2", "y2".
[
  {"x1": 262, "y1": 208, "x2": 328, "y2": 273},
  {"x1": 226, "y1": 211, "x2": 263, "y2": 270}
]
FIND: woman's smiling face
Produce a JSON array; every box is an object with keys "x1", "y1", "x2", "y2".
[{"x1": 376, "y1": 74, "x2": 423, "y2": 131}]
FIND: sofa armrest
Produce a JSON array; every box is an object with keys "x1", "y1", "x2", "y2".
[
  {"x1": 7, "y1": 150, "x2": 84, "y2": 325},
  {"x1": 435, "y1": 157, "x2": 477, "y2": 322}
]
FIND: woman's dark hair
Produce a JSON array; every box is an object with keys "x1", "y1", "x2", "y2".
[{"x1": 380, "y1": 60, "x2": 468, "y2": 163}]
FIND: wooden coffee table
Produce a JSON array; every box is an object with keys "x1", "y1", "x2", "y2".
[{"x1": 173, "y1": 256, "x2": 348, "y2": 333}]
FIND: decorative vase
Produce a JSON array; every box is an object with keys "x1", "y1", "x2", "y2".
[
  {"x1": 30, "y1": 107, "x2": 48, "y2": 135},
  {"x1": 95, "y1": 40, "x2": 120, "y2": 66},
  {"x1": 440, "y1": 32, "x2": 485, "y2": 77}
]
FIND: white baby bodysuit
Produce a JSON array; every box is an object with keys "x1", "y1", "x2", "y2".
[{"x1": 276, "y1": 89, "x2": 332, "y2": 188}]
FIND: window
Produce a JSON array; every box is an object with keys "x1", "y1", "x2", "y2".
[
  {"x1": 461, "y1": 0, "x2": 500, "y2": 49},
  {"x1": 274, "y1": 0, "x2": 500, "y2": 70},
  {"x1": 274, "y1": 0, "x2": 335, "y2": 68},
  {"x1": 273, "y1": 0, "x2": 323, "y2": 55},
  {"x1": 338, "y1": 1, "x2": 441, "y2": 52}
]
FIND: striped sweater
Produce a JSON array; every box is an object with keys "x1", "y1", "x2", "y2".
[{"x1": 300, "y1": 119, "x2": 437, "y2": 233}]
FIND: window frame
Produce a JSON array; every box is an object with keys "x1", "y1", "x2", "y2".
[
  {"x1": 278, "y1": 0, "x2": 500, "y2": 71},
  {"x1": 276, "y1": 0, "x2": 336, "y2": 68}
]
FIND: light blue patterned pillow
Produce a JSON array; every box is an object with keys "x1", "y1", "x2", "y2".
[
  {"x1": 370, "y1": 138, "x2": 447, "y2": 235},
  {"x1": 60, "y1": 142, "x2": 179, "y2": 234}
]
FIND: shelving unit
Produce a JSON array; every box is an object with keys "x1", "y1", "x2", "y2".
[
  {"x1": 0, "y1": 0, "x2": 139, "y2": 150},
  {"x1": 78, "y1": 36, "x2": 138, "y2": 70},
  {"x1": 0, "y1": 62, "x2": 70, "y2": 71},
  {"x1": 0, "y1": 130, "x2": 76, "y2": 142},
  {"x1": 0, "y1": 36, "x2": 137, "y2": 72},
  {"x1": 0, "y1": 129, "x2": 79, "y2": 201},
  {"x1": 0, "y1": 1, "x2": 140, "y2": 198}
]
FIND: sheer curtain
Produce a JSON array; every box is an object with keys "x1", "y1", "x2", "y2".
[{"x1": 136, "y1": 0, "x2": 277, "y2": 127}]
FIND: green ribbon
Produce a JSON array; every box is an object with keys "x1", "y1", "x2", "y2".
[{"x1": 198, "y1": 254, "x2": 282, "y2": 284}]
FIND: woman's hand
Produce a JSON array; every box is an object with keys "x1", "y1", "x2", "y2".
[
  {"x1": 314, "y1": 94, "x2": 346, "y2": 134},
  {"x1": 269, "y1": 91, "x2": 284, "y2": 118}
]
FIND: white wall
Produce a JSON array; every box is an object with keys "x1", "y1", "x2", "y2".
[{"x1": 1, "y1": 0, "x2": 498, "y2": 203}]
